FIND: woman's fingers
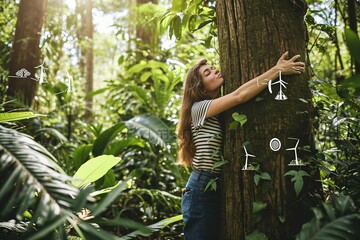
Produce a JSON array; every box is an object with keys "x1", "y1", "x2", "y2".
[
  {"x1": 289, "y1": 54, "x2": 301, "y2": 62},
  {"x1": 291, "y1": 66, "x2": 305, "y2": 73},
  {"x1": 278, "y1": 51, "x2": 289, "y2": 61}
]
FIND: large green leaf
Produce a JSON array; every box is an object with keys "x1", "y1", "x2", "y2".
[
  {"x1": 73, "y1": 144, "x2": 93, "y2": 170},
  {"x1": 106, "y1": 138, "x2": 145, "y2": 156},
  {"x1": 0, "y1": 125, "x2": 88, "y2": 237},
  {"x1": 91, "y1": 177, "x2": 132, "y2": 217},
  {"x1": 72, "y1": 155, "x2": 121, "y2": 188},
  {"x1": 125, "y1": 113, "x2": 174, "y2": 147},
  {"x1": 92, "y1": 122, "x2": 126, "y2": 157},
  {"x1": 0, "y1": 112, "x2": 46, "y2": 123},
  {"x1": 297, "y1": 195, "x2": 360, "y2": 240},
  {"x1": 344, "y1": 28, "x2": 360, "y2": 64}
]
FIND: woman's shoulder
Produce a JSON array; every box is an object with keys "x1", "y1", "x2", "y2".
[{"x1": 192, "y1": 99, "x2": 213, "y2": 110}]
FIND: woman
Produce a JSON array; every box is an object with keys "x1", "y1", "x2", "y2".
[{"x1": 177, "y1": 52, "x2": 305, "y2": 240}]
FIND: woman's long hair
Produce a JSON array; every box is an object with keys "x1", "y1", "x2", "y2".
[{"x1": 177, "y1": 59, "x2": 209, "y2": 166}]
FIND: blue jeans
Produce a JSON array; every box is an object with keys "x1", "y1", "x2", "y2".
[{"x1": 181, "y1": 169, "x2": 221, "y2": 240}]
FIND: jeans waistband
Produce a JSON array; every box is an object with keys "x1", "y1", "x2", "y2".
[{"x1": 191, "y1": 169, "x2": 221, "y2": 181}]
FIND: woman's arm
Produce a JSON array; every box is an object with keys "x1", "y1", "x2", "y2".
[{"x1": 206, "y1": 52, "x2": 305, "y2": 118}]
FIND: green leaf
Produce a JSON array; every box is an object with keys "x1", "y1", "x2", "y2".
[
  {"x1": 254, "y1": 174, "x2": 261, "y2": 186},
  {"x1": 171, "y1": 0, "x2": 186, "y2": 12},
  {"x1": 92, "y1": 123, "x2": 126, "y2": 157},
  {"x1": 284, "y1": 170, "x2": 310, "y2": 196},
  {"x1": 0, "y1": 125, "x2": 87, "y2": 238},
  {"x1": 72, "y1": 155, "x2": 121, "y2": 188},
  {"x1": 205, "y1": 178, "x2": 218, "y2": 191},
  {"x1": 106, "y1": 138, "x2": 145, "y2": 156},
  {"x1": 90, "y1": 179, "x2": 132, "y2": 197},
  {"x1": 140, "y1": 71, "x2": 152, "y2": 82},
  {"x1": 73, "y1": 144, "x2": 93, "y2": 170},
  {"x1": 212, "y1": 160, "x2": 228, "y2": 169},
  {"x1": 203, "y1": 36, "x2": 212, "y2": 48},
  {"x1": 278, "y1": 215, "x2": 286, "y2": 223},
  {"x1": 232, "y1": 112, "x2": 247, "y2": 126},
  {"x1": 197, "y1": 19, "x2": 213, "y2": 30},
  {"x1": 173, "y1": 15, "x2": 182, "y2": 40},
  {"x1": 85, "y1": 87, "x2": 108, "y2": 99},
  {"x1": 284, "y1": 170, "x2": 298, "y2": 177},
  {"x1": 294, "y1": 177, "x2": 304, "y2": 196},
  {"x1": 344, "y1": 28, "x2": 360, "y2": 63},
  {"x1": 120, "y1": 214, "x2": 183, "y2": 239},
  {"x1": 229, "y1": 121, "x2": 239, "y2": 130},
  {"x1": 91, "y1": 177, "x2": 131, "y2": 217},
  {"x1": 260, "y1": 172, "x2": 272, "y2": 181},
  {"x1": 125, "y1": 113, "x2": 174, "y2": 147},
  {"x1": 245, "y1": 230, "x2": 268, "y2": 240},
  {"x1": 0, "y1": 112, "x2": 46, "y2": 123},
  {"x1": 252, "y1": 201, "x2": 267, "y2": 214},
  {"x1": 128, "y1": 62, "x2": 148, "y2": 74},
  {"x1": 339, "y1": 74, "x2": 360, "y2": 90},
  {"x1": 297, "y1": 194, "x2": 360, "y2": 240},
  {"x1": 188, "y1": 15, "x2": 197, "y2": 32}
]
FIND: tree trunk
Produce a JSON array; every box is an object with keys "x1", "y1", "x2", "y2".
[
  {"x1": 83, "y1": 0, "x2": 94, "y2": 122},
  {"x1": 347, "y1": 0, "x2": 360, "y2": 74},
  {"x1": 78, "y1": 0, "x2": 94, "y2": 122},
  {"x1": 7, "y1": 0, "x2": 47, "y2": 107},
  {"x1": 216, "y1": 1, "x2": 322, "y2": 239},
  {"x1": 135, "y1": 0, "x2": 158, "y2": 60}
]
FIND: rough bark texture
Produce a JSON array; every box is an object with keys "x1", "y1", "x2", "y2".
[
  {"x1": 7, "y1": 0, "x2": 48, "y2": 107},
  {"x1": 216, "y1": 1, "x2": 322, "y2": 239}
]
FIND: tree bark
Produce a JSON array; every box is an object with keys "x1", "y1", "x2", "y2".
[
  {"x1": 216, "y1": 1, "x2": 322, "y2": 239},
  {"x1": 347, "y1": 0, "x2": 360, "y2": 74},
  {"x1": 7, "y1": 0, "x2": 48, "y2": 107}
]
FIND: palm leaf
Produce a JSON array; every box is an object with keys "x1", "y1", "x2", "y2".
[
  {"x1": 125, "y1": 113, "x2": 174, "y2": 148},
  {"x1": 0, "y1": 125, "x2": 148, "y2": 239},
  {"x1": 119, "y1": 214, "x2": 183, "y2": 239},
  {"x1": 0, "y1": 125, "x2": 87, "y2": 236},
  {"x1": 296, "y1": 195, "x2": 360, "y2": 240}
]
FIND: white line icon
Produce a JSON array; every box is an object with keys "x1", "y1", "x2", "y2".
[
  {"x1": 286, "y1": 138, "x2": 305, "y2": 166},
  {"x1": 9, "y1": 68, "x2": 32, "y2": 79},
  {"x1": 270, "y1": 138, "x2": 281, "y2": 151},
  {"x1": 242, "y1": 146, "x2": 256, "y2": 171},
  {"x1": 268, "y1": 71, "x2": 288, "y2": 100}
]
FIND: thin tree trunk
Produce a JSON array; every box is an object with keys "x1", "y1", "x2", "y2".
[
  {"x1": 216, "y1": 1, "x2": 322, "y2": 239},
  {"x1": 135, "y1": 0, "x2": 158, "y2": 61},
  {"x1": 7, "y1": 0, "x2": 48, "y2": 107},
  {"x1": 347, "y1": 0, "x2": 360, "y2": 74},
  {"x1": 83, "y1": 0, "x2": 94, "y2": 122}
]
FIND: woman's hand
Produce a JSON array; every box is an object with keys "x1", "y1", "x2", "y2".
[{"x1": 274, "y1": 51, "x2": 305, "y2": 75}]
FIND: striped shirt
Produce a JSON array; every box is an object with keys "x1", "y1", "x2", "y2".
[{"x1": 191, "y1": 100, "x2": 223, "y2": 174}]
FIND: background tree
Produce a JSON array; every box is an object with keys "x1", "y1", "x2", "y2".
[
  {"x1": 136, "y1": 0, "x2": 159, "y2": 60},
  {"x1": 7, "y1": 0, "x2": 48, "y2": 107},
  {"x1": 78, "y1": 0, "x2": 94, "y2": 122},
  {"x1": 216, "y1": 0, "x2": 322, "y2": 239}
]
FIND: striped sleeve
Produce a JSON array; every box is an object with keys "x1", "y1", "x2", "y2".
[{"x1": 191, "y1": 100, "x2": 213, "y2": 128}]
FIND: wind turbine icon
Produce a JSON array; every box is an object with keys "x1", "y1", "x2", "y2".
[
  {"x1": 268, "y1": 71, "x2": 288, "y2": 100},
  {"x1": 242, "y1": 146, "x2": 256, "y2": 170},
  {"x1": 286, "y1": 138, "x2": 305, "y2": 166}
]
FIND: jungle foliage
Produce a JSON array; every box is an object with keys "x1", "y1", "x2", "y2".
[{"x1": 0, "y1": 0, "x2": 359, "y2": 239}]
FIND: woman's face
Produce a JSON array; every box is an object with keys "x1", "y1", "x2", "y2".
[{"x1": 198, "y1": 64, "x2": 224, "y2": 96}]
